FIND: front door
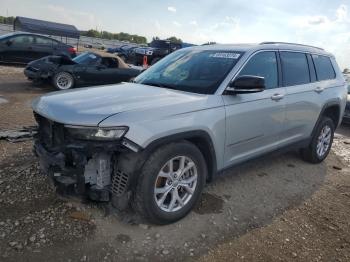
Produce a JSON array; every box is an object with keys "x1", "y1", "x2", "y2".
[
  {"x1": 223, "y1": 51, "x2": 286, "y2": 167},
  {"x1": 3, "y1": 35, "x2": 36, "y2": 63}
]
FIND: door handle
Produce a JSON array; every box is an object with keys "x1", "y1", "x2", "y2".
[
  {"x1": 314, "y1": 86, "x2": 325, "y2": 93},
  {"x1": 271, "y1": 93, "x2": 284, "y2": 101},
  {"x1": 28, "y1": 46, "x2": 33, "y2": 50}
]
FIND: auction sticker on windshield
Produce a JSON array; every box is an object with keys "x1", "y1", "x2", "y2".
[{"x1": 209, "y1": 53, "x2": 241, "y2": 59}]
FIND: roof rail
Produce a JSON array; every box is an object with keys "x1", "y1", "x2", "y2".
[{"x1": 259, "y1": 42, "x2": 324, "y2": 51}]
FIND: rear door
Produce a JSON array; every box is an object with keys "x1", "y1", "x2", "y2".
[
  {"x1": 223, "y1": 51, "x2": 286, "y2": 166},
  {"x1": 281, "y1": 51, "x2": 329, "y2": 143},
  {"x1": 33, "y1": 36, "x2": 54, "y2": 60}
]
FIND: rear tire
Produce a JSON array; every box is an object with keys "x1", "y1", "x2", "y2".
[
  {"x1": 53, "y1": 72, "x2": 74, "y2": 90},
  {"x1": 301, "y1": 117, "x2": 335, "y2": 163},
  {"x1": 133, "y1": 141, "x2": 207, "y2": 224}
]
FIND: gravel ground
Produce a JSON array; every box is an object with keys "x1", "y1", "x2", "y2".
[
  {"x1": 199, "y1": 130, "x2": 350, "y2": 262},
  {"x1": 0, "y1": 65, "x2": 349, "y2": 261}
]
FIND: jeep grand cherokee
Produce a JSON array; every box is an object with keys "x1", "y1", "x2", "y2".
[{"x1": 32, "y1": 42, "x2": 347, "y2": 224}]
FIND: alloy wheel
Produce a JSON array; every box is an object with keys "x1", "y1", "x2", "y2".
[
  {"x1": 56, "y1": 72, "x2": 73, "y2": 90},
  {"x1": 154, "y1": 156, "x2": 198, "y2": 212},
  {"x1": 316, "y1": 125, "x2": 332, "y2": 157}
]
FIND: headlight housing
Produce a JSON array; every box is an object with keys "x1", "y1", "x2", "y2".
[{"x1": 65, "y1": 126, "x2": 128, "y2": 141}]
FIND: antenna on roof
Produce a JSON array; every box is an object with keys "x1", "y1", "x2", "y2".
[{"x1": 260, "y1": 42, "x2": 324, "y2": 51}]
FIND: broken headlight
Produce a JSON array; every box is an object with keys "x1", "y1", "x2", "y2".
[{"x1": 65, "y1": 126, "x2": 128, "y2": 141}]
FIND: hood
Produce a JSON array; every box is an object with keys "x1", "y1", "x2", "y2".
[{"x1": 32, "y1": 83, "x2": 212, "y2": 126}]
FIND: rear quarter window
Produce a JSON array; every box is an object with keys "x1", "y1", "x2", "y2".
[
  {"x1": 280, "y1": 52, "x2": 310, "y2": 86},
  {"x1": 312, "y1": 55, "x2": 336, "y2": 81}
]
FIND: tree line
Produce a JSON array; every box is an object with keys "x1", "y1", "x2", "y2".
[
  {"x1": 81, "y1": 29, "x2": 148, "y2": 44},
  {"x1": 82, "y1": 30, "x2": 183, "y2": 45},
  {"x1": 0, "y1": 16, "x2": 15, "y2": 25}
]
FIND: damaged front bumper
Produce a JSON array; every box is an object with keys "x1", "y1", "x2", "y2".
[
  {"x1": 24, "y1": 66, "x2": 51, "y2": 81},
  {"x1": 33, "y1": 113, "x2": 144, "y2": 209}
]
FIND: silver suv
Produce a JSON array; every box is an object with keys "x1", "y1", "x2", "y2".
[{"x1": 32, "y1": 42, "x2": 347, "y2": 224}]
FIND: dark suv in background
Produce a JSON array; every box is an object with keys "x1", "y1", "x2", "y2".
[
  {"x1": 0, "y1": 32, "x2": 77, "y2": 64},
  {"x1": 131, "y1": 39, "x2": 182, "y2": 65}
]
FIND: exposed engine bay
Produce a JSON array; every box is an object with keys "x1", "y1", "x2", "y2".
[{"x1": 33, "y1": 113, "x2": 143, "y2": 210}]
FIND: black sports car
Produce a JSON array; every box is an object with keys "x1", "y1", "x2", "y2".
[{"x1": 24, "y1": 52, "x2": 142, "y2": 90}]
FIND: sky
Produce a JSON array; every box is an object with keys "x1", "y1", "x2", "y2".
[{"x1": 1, "y1": 0, "x2": 349, "y2": 68}]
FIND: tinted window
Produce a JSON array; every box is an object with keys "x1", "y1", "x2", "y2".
[
  {"x1": 73, "y1": 52, "x2": 101, "y2": 65},
  {"x1": 35, "y1": 37, "x2": 53, "y2": 45},
  {"x1": 11, "y1": 35, "x2": 34, "y2": 45},
  {"x1": 101, "y1": 57, "x2": 119, "y2": 68},
  {"x1": 52, "y1": 40, "x2": 60, "y2": 46},
  {"x1": 312, "y1": 55, "x2": 336, "y2": 81},
  {"x1": 134, "y1": 49, "x2": 243, "y2": 94},
  {"x1": 238, "y1": 51, "x2": 278, "y2": 89},
  {"x1": 280, "y1": 52, "x2": 310, "y2": 86}
]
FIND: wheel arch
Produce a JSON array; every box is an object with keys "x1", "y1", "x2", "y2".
[
  {"x1": 141, "y1": 130, "x2": 217, "y2": 182},
  {"x1": 312, "y1": 100, "x2": 341, "y2": 137}
]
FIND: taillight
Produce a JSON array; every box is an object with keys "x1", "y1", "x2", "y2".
[{"x1": 68, "y1": 47, "x2": 77, "y2": 54}]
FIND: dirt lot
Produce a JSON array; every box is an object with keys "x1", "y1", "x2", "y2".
[{"x1": 0, "y1": 65, "x2": 349, "y2": 262}]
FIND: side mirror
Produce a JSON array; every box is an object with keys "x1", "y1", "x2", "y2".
[
  {"x1": 226, "y1": 75, "x2": 265, "y2": 94},
  {"x1": 6, "y1": 40, "x2": 12, "y2": 46}
]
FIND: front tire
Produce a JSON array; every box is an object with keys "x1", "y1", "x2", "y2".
[
  {"x1": 53, "y1": 72, "x2": 74, "y2": 90},
  {"x1": 301, "y1": 116, "x2": 335, "y2": 163},
  {"x1": 134, "y1": 141, "x2": 207, "y2": 224}
]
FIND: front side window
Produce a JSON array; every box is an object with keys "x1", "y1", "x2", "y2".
[
  {"x1": 11, "y1": 35, "x2": 35, "y2": 45},
  {"x1": 238, "y1": 51, "x2": 278, "y2": 89},
  {"x1": 312, "y1": 55, "x2": 336, "y2": 81},
  {"x1": 134, "y1": 49, "x2": 243, "y2": 94},
  {"x1": 280, "y1": 52, "x2": 310, "y2": 86}
]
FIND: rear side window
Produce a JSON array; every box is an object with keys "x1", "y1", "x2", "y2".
[
  {"x1": 238, "y1": 51, "x2": 278, "y2": 89},
  {"x1": 280, "y1": 52, "x2": 310, "y2": 86},
  {"x1": 312, "y1": 55, "x2": 336, "y2": 81},
  {"x1": 35, "y1": 37, "x2": 53, "y2": 45}
]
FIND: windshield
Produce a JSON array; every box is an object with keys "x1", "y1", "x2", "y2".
[
  {"x1": 0, "y1": 33, "x2": 15, "y2": 41},
  {"x1": 134, "y1": 49, "x2": 243, "y2": 94},
  {"x1": 73, "y1": 52, "x2": 100, "y2": 65}
]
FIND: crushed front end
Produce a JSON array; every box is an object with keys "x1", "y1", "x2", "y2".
[{"x1": 33, "y1": 112, "x2": 143, "y2": 209}]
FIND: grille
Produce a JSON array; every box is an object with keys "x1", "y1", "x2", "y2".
[
  {"x1": 112, "y1": 168, "x2": 129, "y2": 196},
  {"x1": 34, "y1": 113, "x2": 64, "y2": 149}
]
